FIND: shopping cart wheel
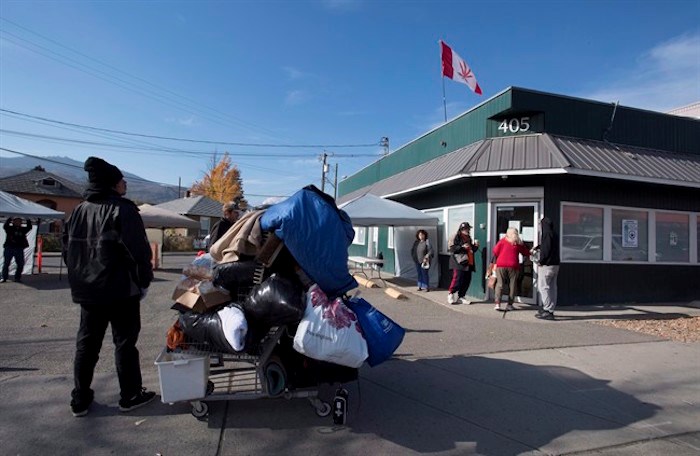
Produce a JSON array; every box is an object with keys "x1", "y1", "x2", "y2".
[
  {"x1": 311, "y1": 399, "x2": 332, "y2": 417},
  {"x1": 191, "y1": 401, "x2": 209, "y2": 418}
]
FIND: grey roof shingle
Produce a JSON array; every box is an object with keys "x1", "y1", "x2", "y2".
[
  {"x1": 338, "y1": 133, "x2": 700, "y2": 204},
  {"x1": 0, "y1": 168, "x2": 84, "y2": 198},
  {"x1": 155, "y1": 195, "x2": 222, "y2": 217}
]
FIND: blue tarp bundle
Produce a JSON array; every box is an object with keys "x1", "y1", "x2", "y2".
[{"x1": 260, "y1": 186, "x2": 357, "y2": 298}]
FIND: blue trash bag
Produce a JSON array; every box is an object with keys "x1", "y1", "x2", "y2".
[{"x1": 345, "y1": 297, "x2": 405, "y2": 367}]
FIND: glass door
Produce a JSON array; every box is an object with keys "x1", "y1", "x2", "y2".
[{"x1": 492, "y1": 203, "x2": 539, "y2": 305}]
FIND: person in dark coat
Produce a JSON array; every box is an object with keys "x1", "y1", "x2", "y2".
[
  {"x1": 447, "y1": 222, "x2": 479, "y2": 305},
  {"x1": 207, "y1": 201, "x2": 240, "y2": 250},
  {"x1": 531, "y1": 217, "x2": 561, "y2": 320},
  {"x1": 63, "y1": 157, "x2": 155, "y2": 417},
  {"x1": 2, "y1": 217, "x2": 32, "y2": 282},
  {"x1": 410, "y1": 229, "x2": 434, "y2": 291}
]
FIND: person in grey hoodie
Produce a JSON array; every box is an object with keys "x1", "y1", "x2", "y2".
[{"x1": 531, "y1": 217, "x2": 560, "y2": 320}]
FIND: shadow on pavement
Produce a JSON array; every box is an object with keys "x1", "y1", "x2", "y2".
[{"x1": 205, "y1": 355, "x2": 660, "y2": 455}]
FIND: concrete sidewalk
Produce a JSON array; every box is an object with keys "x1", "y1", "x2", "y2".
[{"x1": 1, "y1": 270, "x2": 699, "y2": 455}]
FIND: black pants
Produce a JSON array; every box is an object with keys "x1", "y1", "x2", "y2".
[
  {"x1": 72, "y1": 297, "x2": 142, "y2": 402},
  {"x1": 2, "y1": 247, "x2": 25, "y2": 280},
  {"x1": 449, "y1": 269, "x2": 473, "y2": 298}
]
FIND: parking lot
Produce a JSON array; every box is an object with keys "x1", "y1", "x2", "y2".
[{"x1": 1, "y1": 252, "x2": 699, "y2": 455}]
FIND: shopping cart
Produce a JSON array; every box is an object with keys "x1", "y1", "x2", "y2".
[
  {"x1": 156, "y1": 232, "x2": 351, "y2": 419},
  {"x1": 156, "y1": 325, "x2": 333, "y2": 418}
]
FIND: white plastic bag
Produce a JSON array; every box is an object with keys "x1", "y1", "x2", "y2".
[
  {"x1": 293, "y1": 285, "x2": 368, "y2": 368},
  {"x1": 218, "y1": 306, "x2": 248, "y2": 352}
]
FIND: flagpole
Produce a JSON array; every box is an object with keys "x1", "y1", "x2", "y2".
[{"x1": 442, "y1": 77, "x2": 447, "y2": 123}]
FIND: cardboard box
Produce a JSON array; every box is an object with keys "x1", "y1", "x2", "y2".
[
  {"x1": 155, "y1": 348, "x2": 209, "y2": 403},
  {"x1": 172, "y1": 279, "x2": 230, "y2": 313}
]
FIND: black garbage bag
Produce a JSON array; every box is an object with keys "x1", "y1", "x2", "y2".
[
  {"x1": 212, "y1": 260, "x2": 257, "y2": 301},
  {"x1": 243, "y1": 273, "x2": 305, "y2": 327},
  {"x1": 178, "y1": 309, "x2": 236, "y2": 354}
]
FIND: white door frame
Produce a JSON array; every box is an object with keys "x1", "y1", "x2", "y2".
[{"x1": 486, "y1": 188, "x2": 543, "y2": 305}]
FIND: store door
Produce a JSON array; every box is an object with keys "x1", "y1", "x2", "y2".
[{"x1": 491, "y1": 203, "x2": 539, "y2": 305}]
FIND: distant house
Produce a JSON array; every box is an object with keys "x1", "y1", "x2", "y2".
[
  {"x1": 155, "y1": 194, "x2": 222, "y2": 238},
  {"x1": 0, "y1": 166, "x2": 84, "y2": 231}
]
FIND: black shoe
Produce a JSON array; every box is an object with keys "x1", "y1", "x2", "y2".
[
  {"x1": 535, "y1": 308, "x2": 545, "y2": 317},
  {"x1": 119, "y1": 388, "x2": 156, "y2": 412},
  {"x1": 535, "y1": 311, "x2": 555, "y2": 320},
  {"x1": 70, "y1": 397, "x2": 92, "y2": 417}
]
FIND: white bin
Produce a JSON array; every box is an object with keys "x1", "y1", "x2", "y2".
[{"x1": 155, "y1": 349, "x2": 210, "y2": 403}]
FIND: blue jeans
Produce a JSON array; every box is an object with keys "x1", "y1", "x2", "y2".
[
  {"x1": 2, "y1": 247, "x2": 25, "y2": 281},
  {"x1": 415, "y1": 262, "x2": 429, "y2": 289}
]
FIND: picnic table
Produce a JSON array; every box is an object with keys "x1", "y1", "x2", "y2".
[{"x1": 348, "y1": 255, "x2": 386, "y2": 287}]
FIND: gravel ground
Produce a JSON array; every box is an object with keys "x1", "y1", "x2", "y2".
[{"x1": 591, "y1": 315, "x2": 700, "y2": 343}]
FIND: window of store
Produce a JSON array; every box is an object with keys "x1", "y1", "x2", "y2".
[
  {"x1": 611, "y1": 209, "x2": 648, "y2": 262},
  {"x1": 352, "y1": 226, "x2": 366, "y2": 245},
  {"x1": 561, "y1": 205, "x2": 604, "y2": 261},
  {"x1": 424, "y1": 209, "x2": 445, "y2": 252},
  {"x1": 656, "y1": 212, "x2": 689, "y2": 263},
  {"x1": 387, "y1": 227, "x2": 394, "y2": 249},
  {"x1": 424, "y1": 204, "x2": 474, "y2": 253},
  {"x1": 562, "y1": 203, "x2": 698, "y2": 265}
]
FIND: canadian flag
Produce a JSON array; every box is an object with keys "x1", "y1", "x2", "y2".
[{"x1": 440, "y1": 40, "x2": 482, "y2": 95}]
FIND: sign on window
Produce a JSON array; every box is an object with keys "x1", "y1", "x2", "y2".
[{"x1": 622, "y1": 219, "x2": 638, "y2": 248}]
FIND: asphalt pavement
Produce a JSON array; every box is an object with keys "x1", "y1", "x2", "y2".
[{"x1": 1, "y1": 252, "x2": 699, "y2": 455}]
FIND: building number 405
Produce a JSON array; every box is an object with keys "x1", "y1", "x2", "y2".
[{"x1": 498, "y1": 117, "x2": 530, "y2": 134}]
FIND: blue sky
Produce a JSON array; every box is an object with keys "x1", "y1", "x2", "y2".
[{"x1": 1, "y1": 0, "x2": 698, "y2": 205}]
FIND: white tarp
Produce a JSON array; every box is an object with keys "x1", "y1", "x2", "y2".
[
  {"x1": 0, "y1": 190, "x2": 65, "y2": 218},
  {"x1": 0, "y1": 191, "x2": 64, "y2": 277},
  {"x1": 339, "y1": 194, "x2": 440, "y2": 287}
]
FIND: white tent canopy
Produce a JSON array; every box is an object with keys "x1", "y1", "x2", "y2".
[
  {"x1": 339, "y1": 193, "x2": 439, "y2": 226},
  {"x1": 0, "y1": 190, "x2": 65, "y2": 219},
  {"x1": 0, "y1": 191, "x2": 64, "y2": 277},
  {"x1": 339, "y1": 193, "x2": 439, "y2": 287}
]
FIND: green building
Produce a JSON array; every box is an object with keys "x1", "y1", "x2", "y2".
[{"x1": 338, "y1": 87, "x2": 700, "y2": 306}]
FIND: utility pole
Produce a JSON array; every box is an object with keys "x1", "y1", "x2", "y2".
[
  {"x1": 320, "y1": 152, "x2": 328, "y2": 192},
  {"x1": 333, "y1": 163, "x2": 338, "y2": 200},
  {"x1": 380, "y1": 136, "x2": 389, "y2": 156}
]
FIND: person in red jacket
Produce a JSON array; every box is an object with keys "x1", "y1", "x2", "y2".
[{"x1": 492, "y1": 227, "x2": 531, "y2": 311}]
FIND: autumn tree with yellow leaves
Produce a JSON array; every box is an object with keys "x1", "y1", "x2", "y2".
[{"x1": 190, "y1": 153, "x2": 247, "y2": 209}]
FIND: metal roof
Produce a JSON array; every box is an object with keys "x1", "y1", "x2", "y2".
[
  {"x1": 154, "y1": 195, "x2": 222, "y2": 217},
  {"x1": 0, "y1": 168, "x2": 84, "y2": 198},
  {"x1": 337, "y1": 133, "x2": 700, "y2": 204}
]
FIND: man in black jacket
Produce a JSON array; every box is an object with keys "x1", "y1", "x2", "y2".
[
  {"x1": 2, "y1": 217, "x2": 32, "y2": 282},
  {"x1": 207, "y1": 201, "x2": 240, "y2": 249},
  {"x1": 531, "y1": 217, "x2": 561, "y2": 320},
  {"x1": 63, "y1": 157, "x2": 155, "y2": 417}
]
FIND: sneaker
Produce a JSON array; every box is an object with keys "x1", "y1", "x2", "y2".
[
  {"x1": 535, "y1": 308, "x2": 545, "y2": 317},
  {"x1": 119, "y1": 388, "x2": 156, "y2": 412},
  {"x1": 494, "y1": 303, "x2": 502, "y2": 311},
  {"x1": 70, "y1": 398, "x2": 92, "y2": 417},
  {"x1": 458, "y1": 298, "x2": 471, "y2": 305},
  {"x1": 0, "y1": 278, "x2": 6, "y2": 283},
  {"x1": 425, "y1": 288, "x2": 430, "y2": 293},
  {"x1": 447, "y1": 293, "x2": 457, "y2": 304},
  {"x1": 535, "y1": 311, "x2": 555, "y2": 321},
  {"x1": 505, "y1": 304, "x2": 515, "y2": 311}
]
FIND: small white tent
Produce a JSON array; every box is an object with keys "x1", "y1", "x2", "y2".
[
  {"x1": 0, "y1": 190, "x2": 65, "y2": 277},
  {"x1": 339, "y1": 194, "x2": 440, "y2": 286}
]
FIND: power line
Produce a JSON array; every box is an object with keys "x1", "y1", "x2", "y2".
[
  {"x1": 0, "y1": 18, "x2": 290, "y2": 139},
  {"x1": 0, "y1": 108, "x2": 382, "y2": 149}
]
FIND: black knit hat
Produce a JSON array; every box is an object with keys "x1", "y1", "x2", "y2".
[
  {"x1": 459, "y1": 222, "x2": 471, "y2": 230},
  {"x1": 84, "y1": 156, "x2": 123, "y2": 188}
]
